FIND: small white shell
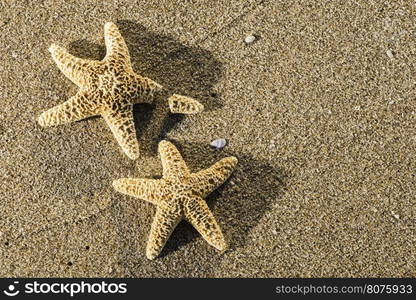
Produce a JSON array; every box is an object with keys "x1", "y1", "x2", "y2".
[
  {"x1": 386, "y1": 49, "x2": 394, "y2": 59},
  {"x1": 210, "y1": 138, "x2": 226, "y2": 149},
  {"x1": 244, "y1": 34, "x2": 256, "y2": 44}
]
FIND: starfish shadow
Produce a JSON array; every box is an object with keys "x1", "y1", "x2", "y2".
[
  {"x1": 68, "y1": 20, "x2": 224, "y2": 157},
  {"x1": 132, "y1": 103, "x2": 155, "y2": 143},
  {"x1": 116, "y1": 20, "x2": 224, "y2": 111}
]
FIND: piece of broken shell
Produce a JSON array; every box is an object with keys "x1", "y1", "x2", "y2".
[
  {"x1": 210, "y1": 138, "x2": 227, "y2": 149},
  {"x1": 386, "y1": 49, "x2": 394, "y2": 59},
  {"x1": 244, "y1": 34, "x2": 256, "y2": 44}
]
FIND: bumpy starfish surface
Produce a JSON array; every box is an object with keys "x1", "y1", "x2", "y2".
[
  {"x1": 113, "y1": 140, "x2": 238, "y2": 259},
  {"x1": 38, "y1": 22, "x2": 203, "y2": 159}
]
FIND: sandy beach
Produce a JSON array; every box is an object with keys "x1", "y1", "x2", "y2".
[{"x1": 0, "y1": 0, "x2": 415, "y2": 277}]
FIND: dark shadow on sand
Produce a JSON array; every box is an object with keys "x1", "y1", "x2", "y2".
[{"x1": 68, "y1": 20, "x2": 223, "y2": 156}]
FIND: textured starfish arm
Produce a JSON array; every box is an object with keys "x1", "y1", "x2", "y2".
[
  {"x1": 103, "y1": 108, "x2": 140, "y2": 160},
  {"x1": 185, "y1": 198, "x2": 227, "y2": 251},
  {"x1": 168, "y1": 94, "x2": 204, "y2": 114},
  {"x1": 112, "y1": 178, "x2": 165, "y2": 205},
  {"x1": 146, "y1": 207, "x2": 182, "y2": 260},
  {"x1": 191, "y1": 156, "x2": 238, "y2": 197},
  {"x1": 158, "y1": 140, "x2": 190, "y2": 179},
  {"x1": 49, "y1": 44, "x2": 98, "y2": 87},
  {"x1": 104, "y1": 22, "x2": 131, "y2": 66},
  {"x1": 38, "y1": 91, "x2": 99, "y2": 127}
]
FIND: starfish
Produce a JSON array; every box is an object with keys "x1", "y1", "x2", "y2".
[
  {"x1": 38, "y1": 22, "x2": 204, "y2": 159},
  {"x1": 113, "y1": 140, "x2": 238, "y2": 259}
]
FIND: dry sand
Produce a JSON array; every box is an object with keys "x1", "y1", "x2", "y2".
[{"x1": 0, "y1": 0, "x2": 415, "y2": 277}]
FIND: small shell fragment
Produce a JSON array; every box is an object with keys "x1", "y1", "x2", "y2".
[
  {"x1": 210, "y1": 138, "x2": 226, "y2": 149},
  {"x1": 391, "y1": 211, "x2": 400, "y2": 220},
  {"x1": 386, "y1": 49, "x2": 394, "y2": 59},
  {"x1": 244, "y1": 34, "x2": 256, "y2": 44}
]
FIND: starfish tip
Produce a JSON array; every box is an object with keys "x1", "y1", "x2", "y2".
[
  {"x1": 146, "y1": 250, "x2": 158, "y2": 260},
  {"x1": 168, "y1": 94, "x2": 204, "y2": 114},
  {"x1": 104, "y1": 22, "x2": 117, "y2": 30},
  {"x1": 228, "y1": 156, "x2": 238, "y2": 165},
  {"x1": 158, "y1": 140, "x2": 172, "y2": 150},
  {"x1": 48, "y1": 44, "x2": 57, "y2": 53},
  {"x1": 214, "y1": 240, "x2": 228, "y2": 252},
  {"x1": 126, "y1": 151, "x2": 140, "y2": 160},
  {"x1": 37, "y1": 113, "x2": 47, "y2": 127},
  {"x1": 112, "y1": 179, "x2": 123, "y2": 191},
  {"x1": 155, "y1": 82, "x2": 163, "y2": 90}
]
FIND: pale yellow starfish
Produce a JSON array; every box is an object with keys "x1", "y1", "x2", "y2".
[
  {"x1": 113, "y1": 140, "x2": 238, "y2": 259},
  {"x1": 38, "y1": 22, "x2": 203, "y2": 159}
]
